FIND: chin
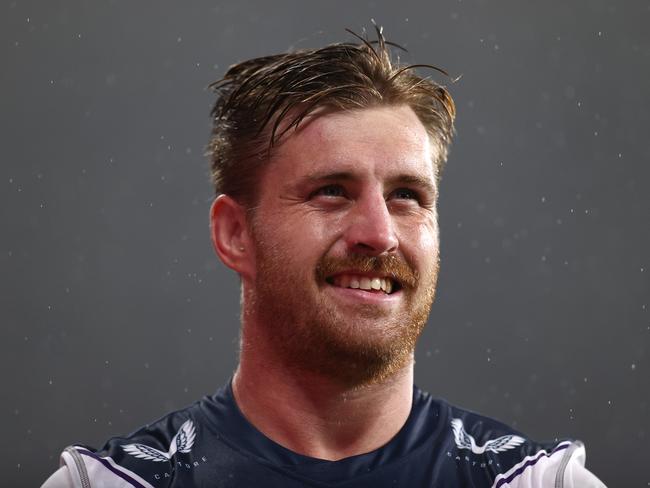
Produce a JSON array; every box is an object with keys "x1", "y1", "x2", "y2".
[{"x1": 290, "y1": 314, "x2": 424, "y2": 387}]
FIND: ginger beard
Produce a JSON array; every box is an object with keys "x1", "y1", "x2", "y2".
[{"x1": 249, "y1": 228, "x2": 440, "y2": 388}]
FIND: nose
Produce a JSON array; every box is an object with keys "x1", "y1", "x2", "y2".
[{"x1": 344, "y1": 191, "x2": 398, "y2": 255}]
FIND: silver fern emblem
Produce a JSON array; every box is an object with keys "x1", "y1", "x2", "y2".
[
  {"x1": 451, "y1": 418, "x2": 525, "y2": 454},
  {"x1": 122, "y1": 419, "x2": 196, "y2": 462}
]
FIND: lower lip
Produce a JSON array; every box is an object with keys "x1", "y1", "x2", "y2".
[{"x1": 325, "y1": 284, "x2": 402, "y2": 305}]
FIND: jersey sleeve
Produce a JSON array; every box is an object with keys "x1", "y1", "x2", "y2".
[
  {"x1": 40, "y1": 466, "x2": 74, "y2": 488},
  {"x1": 60, "y1": 445, "x2": 157, "y2": 488},
  {"x1": 559, "y1": 442, "x2": 607, "y2": 488},
  {"x1": 490, "y1": 441, "x2": 607, "y2": 488}
]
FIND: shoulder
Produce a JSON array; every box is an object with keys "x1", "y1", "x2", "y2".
[
  {"x1": 53, "y1": 400, "x2": 207, "y2": 488},
  {"x1": 415, "y1": 387, "x2": 607, "y2": 487}
]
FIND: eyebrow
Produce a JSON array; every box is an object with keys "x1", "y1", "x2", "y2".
[{"x1": 297, "y1": 170, "x2": 437, "y2": 195}]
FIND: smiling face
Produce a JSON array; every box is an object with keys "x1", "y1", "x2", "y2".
[{"x1": 245, "y1": 105, "x2": 441, "y2": 387}]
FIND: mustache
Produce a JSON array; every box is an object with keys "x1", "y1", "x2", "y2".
[{"x1": 315, "y1": 254, "x2": 419, "y2": 289}]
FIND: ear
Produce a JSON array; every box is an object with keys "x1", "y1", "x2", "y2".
[{"x1": 209, "y1": 195, "x2": 255, "y2": 281}]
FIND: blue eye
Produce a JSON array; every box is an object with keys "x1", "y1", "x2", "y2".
[
  {"x1": 392, "y1": 188, "x2": 418, "y2": 200},
  {"x1": 313, "y1": 185, "x2": 345, "y2": 198}
]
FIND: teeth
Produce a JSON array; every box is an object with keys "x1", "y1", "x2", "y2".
[
  {"x1": 331, "y1": 275, "x2": 394, "y2": 294},
  {"x1": 359, "y1": 277, "x2": 372, "y2": 290}
]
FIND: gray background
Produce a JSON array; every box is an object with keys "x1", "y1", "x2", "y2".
[{"x1": 1, "y1": 0, "x2": 648, "y2": 486}]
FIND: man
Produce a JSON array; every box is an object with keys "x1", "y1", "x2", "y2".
[{"x1": 42, "y1": 29, "x2": 606, "y2": 487}]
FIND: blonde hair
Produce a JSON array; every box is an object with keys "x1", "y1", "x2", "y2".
[{"x1": 207, "y1": 27, "x2": 456, "y2": 207}]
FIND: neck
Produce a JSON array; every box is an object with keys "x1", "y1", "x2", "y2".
[{"x1": 232, "y1": 318, "x2": 415, "y2": 461}]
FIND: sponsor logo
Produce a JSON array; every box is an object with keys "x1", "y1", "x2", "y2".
[
  {"x1": 450, "y1": 418, "x2": 525, "y2": 454},
  {"x1": 122, "y1": 419, "x2": 196, "y2": 462}
]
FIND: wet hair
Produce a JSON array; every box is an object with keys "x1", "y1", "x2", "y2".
[{"x1": 206, "y1": 26, "x2": 456, "y2": 207}]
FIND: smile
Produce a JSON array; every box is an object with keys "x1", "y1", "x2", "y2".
[{"x1": 325, "y1": 274, "x2": 401, "y2": 295}]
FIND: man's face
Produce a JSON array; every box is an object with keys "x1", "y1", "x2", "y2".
[{"x1": 247, "y1": 105, "x2": 440, "y2": 387}]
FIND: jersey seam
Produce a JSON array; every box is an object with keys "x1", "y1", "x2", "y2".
[
  {"x1": 64, "y1": 446, "x2": 92, "y2": 488},
  {"x1": 555, "y1": 441, "x2": 581, "y2": 488}
]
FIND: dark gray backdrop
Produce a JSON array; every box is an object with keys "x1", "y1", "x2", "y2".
[{"x1": 2, "y1": 0, "x2": 648, "y2": 486}]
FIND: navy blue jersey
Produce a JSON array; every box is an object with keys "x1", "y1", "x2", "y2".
[{"x1": 59, "y1": 379, "x2": 605, "y2": 487}]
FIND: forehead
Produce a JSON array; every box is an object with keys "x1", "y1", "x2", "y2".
[{"x1": 268, "y1": 105, "x2": 437, "y2": 182}]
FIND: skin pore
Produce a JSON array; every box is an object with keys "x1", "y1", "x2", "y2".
[{"x1": 210, "y1": 105, "x2": 441, "y2": 461}]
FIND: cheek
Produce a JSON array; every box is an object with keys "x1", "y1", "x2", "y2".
[
  {"x1": 256, "y1": 211, "x2": 336, "y2": 271},
  {"x1": 421, "y1": 223, "x2": 440, "y2": 253},
  {"x1": 397, "y1": 217, "x2": 439, "y2": 254}
]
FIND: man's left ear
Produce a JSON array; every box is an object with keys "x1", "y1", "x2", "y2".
[{"x1": 209, "y1": 194, "x2": 254, "y2": 281}]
